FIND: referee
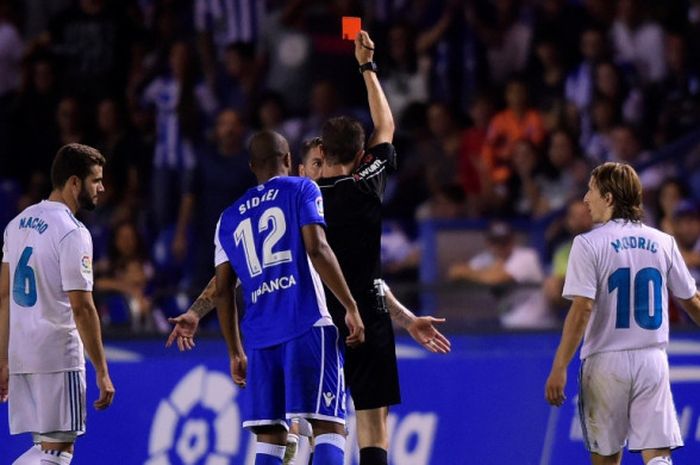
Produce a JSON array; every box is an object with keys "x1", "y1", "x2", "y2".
[{"x1": 317, "y1": 30, "x2": 397, "y2": 465}]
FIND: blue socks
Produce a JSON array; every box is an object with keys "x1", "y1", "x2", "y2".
[
  {"x1": 312, "y1": 433, "x2": 345, "y2": 465},
  {"x1": 255, "y1": 442, "x2": 286, "y2": 465}
]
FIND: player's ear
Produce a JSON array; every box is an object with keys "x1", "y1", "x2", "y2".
[{"x1": 283, "y1": 152, "x2": 291, "y2": 169}]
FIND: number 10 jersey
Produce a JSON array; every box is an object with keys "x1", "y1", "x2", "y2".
[{"x1": 563, "y1": 220, "x2": 697, "y2": 359}]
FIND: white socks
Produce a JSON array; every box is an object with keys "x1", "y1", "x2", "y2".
[
  {"x1": 647, "y1": 457, "x2": 672, "y2": 465},
  {"x1": 12, "y1": 445, "x2": 72, "y2": 465}
]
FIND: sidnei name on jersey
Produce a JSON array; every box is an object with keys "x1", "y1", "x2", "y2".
[
  {"x1": 610, "y1": 236, "x2": 658, "y2": 254},
  {"x1": 238, "y1": 188, "x2": 279, "y2": 214},
  {"x1": 18, "y1": 216, "x2": 49, "y2": 234}
]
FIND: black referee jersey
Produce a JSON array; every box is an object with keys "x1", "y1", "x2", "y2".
[{"x1": 317, "y1": 142, "x2": 397, "y2": 330}]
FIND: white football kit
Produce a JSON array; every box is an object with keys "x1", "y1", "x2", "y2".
[
  {"x1": 2, "y1": 200, "x2": 94, "y2": 436},
  {"x1": 564, "y1": 220, "x2": 697, "y2": 455}
]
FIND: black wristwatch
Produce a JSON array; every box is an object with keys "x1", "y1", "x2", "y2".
[{"x1": 359, "y1": 61, "x2": 378, "y2": 74}]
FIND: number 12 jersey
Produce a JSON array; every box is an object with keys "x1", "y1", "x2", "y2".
[{"x1": 214, "y1": 176, "x2": 333, "y2": 349}]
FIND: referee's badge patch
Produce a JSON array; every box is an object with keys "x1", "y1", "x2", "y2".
[{"x1": 315, "y1": 196, "x2": 324, "y2": 217}]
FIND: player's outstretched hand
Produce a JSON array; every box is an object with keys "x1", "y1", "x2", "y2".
[
  {"x1": 230, "y1": 353, "x2": 247, "y2": 388},
  {"x1": 0, "y1": 361, "x2": 8, "y2": 402},
  {"x1": 545, "y1": 367, "x2": 567, "y2": 407},
  {"x1": 408, "y1": 317, "x2": 451, "y2": 354},
  {"x1": 165, "y1": 310, "x2": 200, "y2": 351},
  {"x1": 94, "y1": 371, "x2": 115, "y2": 410},
  {"x1": 345, "y1": 309, "x2": 365, "y2": 348},
  {"x1": 354, "y1": 30, "x2": 374, "y2": 65}
]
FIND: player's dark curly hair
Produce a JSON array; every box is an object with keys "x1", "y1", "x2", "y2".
[
  {"x1": 590, "y1": 162, "x2": 643, "y2": 222},
  {"x1": 321, "y1": 116, "x2": 365, "y2": 165},
  {"x1": 51, "y1": 143, "x2": 105, "y2": 189}
]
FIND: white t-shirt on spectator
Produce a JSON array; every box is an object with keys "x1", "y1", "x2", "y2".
[{"x1": 469, "y1": 246, "x2": 556, "y2": 329}]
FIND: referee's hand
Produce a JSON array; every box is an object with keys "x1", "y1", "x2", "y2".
[{"x1": 345, "y1": 308, "x2": 365, "y2": 348}]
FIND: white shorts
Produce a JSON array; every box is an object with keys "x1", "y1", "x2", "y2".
[
  {"x1": 9, "y1": 371, "x2": 86, "y2": 437},
  {"x1": 578, "y1": 348, "x2": 683, "y2": 456}
]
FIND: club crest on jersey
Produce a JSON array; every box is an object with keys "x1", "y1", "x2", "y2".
[{"x1": 315, "y1": 196, "x2": 324, "y2": 217}]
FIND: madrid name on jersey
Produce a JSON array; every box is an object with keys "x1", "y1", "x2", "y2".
[
  {"x1": 2, "y1": 200, "x2": 93, "y2": 374},
  {"x1": 215, "y1": 176, "x2": 332, "y2": 349},
  {"x1": 563, "y1": 220, "x2": 697, "y2": 359}
]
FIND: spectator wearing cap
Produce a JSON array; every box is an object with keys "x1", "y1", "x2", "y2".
[
  {"x1": 447, "y1": 222, "x2": 556, "y2": 329},
  {"x1": 672, "y1": 200, "x2": 700, "y2": 285}
]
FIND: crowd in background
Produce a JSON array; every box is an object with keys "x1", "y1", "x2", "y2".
[{"x1": 0, "y1": 0, "x2": 699, "y2": 332}]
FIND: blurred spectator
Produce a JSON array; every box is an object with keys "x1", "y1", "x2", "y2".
[
  {"x1": 447, "y1": 221, "x2": 555, "y2": 329},
  {"x1": 46, "y1": 0, "x2": 135, "y2": 103},
  {"x1": 481, "y1": 76, "x2": 546, "y2": 185},
  {"x1": 0, "y1": 2, "x2": 22, "y2": 99},
  {"x1": 565, "y1": 25, "x2": 608, "y2": 113},
  {"x1": 254, "y1": 91, "x2": 303, "y2": 144},
  {"x1": 297, "y1": 79, "x2": 346, "y2": 146},
  {"x1": 20, "y1": 0, "x2": 72, "y2": 40},
  {"x1": 532, "y1": 0, "x2": 585, "y2": 69},
  {"x1": 216, "y1": 42, "x2": 259, "y2": 116},
  {"x1": 381, "y1": 220, "x2": 420, "y2": 281},
  {"x1": 654, "y1": 33, "x2": 700, "y2": 144},
  {"x1": 505, "y1": 139, "x2": 544, "y2": 217},
  {"x1": 610, "y1": 0, "x2": 666, "y2": 84},
  {"x1": 258, "y1": 0, "x2": 313, "y2": 115},
  {"x1": 590, "y1": 60, "x2": 644, "y2": 129},
  {"x1": 415, "y1": 183, "x2": 468, "y2": 220},
  {"x1": 543, "y1": 200, "x2": 593, "y2": 310},
  {"x1": 458, "y1": 94, "x2": 494, "y2": 211},
  {"x1": 195, "y1": 0, "x2": 265, "y2": 82},
  {"x1": 672, "y1": 200, "x2": 700, "y2": 284},
  {"x1": 537, "y1": 130, "x2": 589, "y2": 215},
  {"x1": 527, "y1": 37, "x2": 566, "y2": 128},
  {"x1": 176, "y1": 108, "x2": 256, "y2": 294},
  {"x1": 582, "y1": 96, "x2": 618, "y2": 163},
  {"x1": 422, "y1": 102, "x2": 464, "y2": 195},
  {"x1": 95, "y1": 221, "x2": 155, "y2": 331},
  {"x1": 417, "y1": 1, "x2": 488, "y2": 111},
  {"x1": 609, "y1": 124, "x2": 673, "y2": 193},
  {"x1": 141, "y1": 40, "x2": 217, "y2": 231},
  {"x1": 474, "y1": 0, "x2": 532, "y2": 84},
  {"x1": 380, "y1": 22, "x2": 429, "y2": 122},
  {"x1": 654, "y1": 178, "x2": 691, "y2": 234},
  {"x1": 7, "y1": 52, "x2": 60, "y2": 182},
  {"x1": 93, "y1": 97, "x2": 148, "y2": 222}
]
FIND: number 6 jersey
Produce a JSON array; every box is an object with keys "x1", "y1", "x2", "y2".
[
  {"x1": 2, "y1": 200, "x2": 93, "y2": 374},
  {"x1": 214, "y1": 176, "x2": 333, "y2": 349},
  {"x1": 563, "y1": 220, "x2": 697, "y2": 359}
]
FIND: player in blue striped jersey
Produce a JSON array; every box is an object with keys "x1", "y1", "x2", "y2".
[{"x1": 213, "y1": 130, "x2": 364, "y2": 465}]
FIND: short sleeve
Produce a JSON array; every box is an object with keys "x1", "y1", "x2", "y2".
[
  {"x1": 59, "y1": 228, "x2": 93, "y2": 292},
  {"x1": 562, "y1": 235, "x2": 597, "y2": 300},
  {"x1": 2, "y1": 226, "x2": 8, "y2": 263},
  {"x1": 352, "y1": 143, "x2": 397, "y2": 198},
  {"x1": 214, "y1": 216, "x2": 229, "y2": 267},
  {"x1": 667, "y1": 238, "x2": 697, "y2": 300},
  {"x1": 505, "y1": 248, "x2": 544, "y2": 283},
  {"x1": 298, "y1": 179, "x2": 326, "y2": 227}
]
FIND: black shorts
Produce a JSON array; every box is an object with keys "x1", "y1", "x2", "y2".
[{"x1": 343, "y1": 313, "x2": 401, "y2": 410}]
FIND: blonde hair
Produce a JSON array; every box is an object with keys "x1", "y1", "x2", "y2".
[{"x1": 590, "y1": 162, "x2": 643, "y2": 222}]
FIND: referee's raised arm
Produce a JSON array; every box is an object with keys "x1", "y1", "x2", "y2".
[{"x1": 355, "y1": 31, "x2": 395, "y2": 148}]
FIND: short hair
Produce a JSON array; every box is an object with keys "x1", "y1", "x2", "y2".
[
  {"x1": 50, "y1": 143, "x2": 105, "y2": 189},
  {"x1": 249, "y1": 130, "x2": 289, "y2": 168},
  {"x1": 300, "y1": 137, "x2": 323, "y2": 164},
  {"x1": 590, "y1": 162, "x2": 643, "y2": 222},
  {"x1": 321, "y1": 116, "x2": 365, "y2": 165}
]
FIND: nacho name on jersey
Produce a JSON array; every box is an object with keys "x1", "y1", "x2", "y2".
[
  {"x1": 18, "y1": 216, "x2": 49, "y2": 234},
  {"x1": 238, "y1": 188, "x2": 279, "y2": 214}
]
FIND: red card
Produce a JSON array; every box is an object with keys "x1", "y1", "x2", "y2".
[{"x1": 342, "y1": 16, "x2": 361, "y2": 41}]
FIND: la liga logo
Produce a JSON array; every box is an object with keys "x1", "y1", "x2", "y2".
[{"x1": 145, "y1": 366, "x2": 247, "y2": 465}]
